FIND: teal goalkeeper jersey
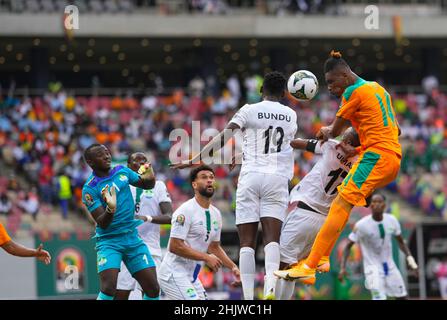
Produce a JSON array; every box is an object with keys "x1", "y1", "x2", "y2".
[{"x1": 82, "y1": 165, "x2": 143, "y2": 238}]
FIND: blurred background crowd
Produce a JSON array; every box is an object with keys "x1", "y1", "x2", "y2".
[{"x1": 0, "y1": 71, "x2": 446, "y2": 237}]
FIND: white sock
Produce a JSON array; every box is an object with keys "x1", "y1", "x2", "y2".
[
  {"x1": 276, "y1": 279, "x2": 296, "y2": 300},
  {"x1": 264, "y1": 242, "x2": 280, "y2": 298},
  {"x1": 239, "y1": 247, "x2": 256, "y2": 300}
]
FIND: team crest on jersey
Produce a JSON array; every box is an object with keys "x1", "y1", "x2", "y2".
[
  {"x1": 212, "y1": 220, "x2": 219, "y2": 231},
  {"x1": 176, "y1": 214, "x2": 185, "y2": 226},
  {"x1": 119, "y1": 174, "x2": 128, "y2": 182},
  {"x1": 97, "y1": 257, "x2": 107, "y2": 267},
  {"x1": 143, "y1": 189, "x2": 154, "y2": 197},
  {"x1": 186, "y1": 288, "x2": 197, "y2": 298},
  {"x1": 84, "y1": 193, "x2": 93, "y2": 206}
]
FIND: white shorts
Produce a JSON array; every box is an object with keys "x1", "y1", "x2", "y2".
[
  {"x1": 365, "y1": 267, "x2": 408, "y2": 300},
  {"x1": 158, "y1": 273, "x2": 207, "y2": 300},
  {"x1": 235, "y1": 172, "x2": 289, "y2": 225},
  {"x1": 279, "y1": 206, "x2": 327, "y2": 265},
  {"x1": 117, "y1": 255, "x2": 162, "y2": 291}
]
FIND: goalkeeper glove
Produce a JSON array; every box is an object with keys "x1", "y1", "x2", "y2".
[{"x1": 101, "y1": 185, "x2": 117, "y2": 214}]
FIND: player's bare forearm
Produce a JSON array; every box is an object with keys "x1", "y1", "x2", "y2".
[
  {"x1": 133, "y1": 176, "x2": 156, "y2": 190},
  {"x1": 151, "y1": 214, "x2": 172, "y2": 225},
  {"x1": 330, "y1": 117, "x2": 350, "y2": 138},
  {"x1": 2, "y1": 241, "x2": 38, "y2": 257},
  {"x1": 208, "y1": 242, "x2": 237, "y2": 270},
  {"x1": 396, "y1": 235, "x2": 412, "y2": 257},
  {"x1": 190, "y1": 122, "x2": 240, "y2": 164},
  {"x1": 340, "y1": 241, "x2": 354, "y2": 270},
  {"x1": 90, "y1": 206, "x2": 114, "y2": 229},
  {"x1": 290, "y1": 138, "x2": 309, "y2": 150},
  {"x1": 169, "y1": 238, "x2": 209, "y2": 262},
  {"x1": 148, "y1": 202, "x2": 173, "y2": 224}
]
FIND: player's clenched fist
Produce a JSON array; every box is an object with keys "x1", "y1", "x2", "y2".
[
  {"x1": 101, "y1": 185, "x2": 117, "y2": 214},
  {"x1": 316, "y1": 126, "x2": 331, "y2": 141}
]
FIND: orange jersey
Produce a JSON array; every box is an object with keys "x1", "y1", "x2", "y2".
[
  {"x1": 0, "y1": 222, "x2": 11, "y2": 246},
  {"x1": 336, "y1": 77, "x2": 401, "y2": 156}
]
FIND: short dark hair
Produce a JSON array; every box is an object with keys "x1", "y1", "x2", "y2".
[
  {"x1": 344, "y1": 128, "x2": 360, "y2": 147},
  {"x1": 262, "y1": 71, "x2": 287, "y2": 97},
  {"x1": 190, "y1": 165, "x2": 215, "y2": 185},
  {"x1": 83, "y1": 143, "x2": 102, "y2": 162},
  {"x1": 324, "y1": 50, "x2": 349, "y2": 73},
  {"x1": 127, "y1": 152, "x2": 146, "y2": 164},
  {"x1": 372, "y1": 192, "x2": 386, "y2": 202}
]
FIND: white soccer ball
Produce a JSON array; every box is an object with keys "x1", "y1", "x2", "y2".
[{"x1": 287, "y1": 70, "x2": 319, "y2": 101}]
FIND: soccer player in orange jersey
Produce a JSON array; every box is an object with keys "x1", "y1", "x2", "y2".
[
  {"x1": 0, "y1": 222, "x2": 51, "y2": 264},
  {"x1": 275, "y1": 50, "x2": 402, "y2": 285}
]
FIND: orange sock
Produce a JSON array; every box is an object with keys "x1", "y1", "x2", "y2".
[
  {"x1": 322, "y1": 216, "x2": 349, "y2": 258},
  {"x1": 323, "y1": 237, "x2": 337, "y2": 258},
  {"x1": 305, "y1": 196, "x2": 352, "y2": 268}
]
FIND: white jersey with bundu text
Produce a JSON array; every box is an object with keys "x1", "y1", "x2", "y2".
[{"x1": 230, "y1": 100, "x2": 298, "y2": 180}]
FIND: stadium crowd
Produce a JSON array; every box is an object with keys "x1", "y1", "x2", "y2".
[
  {"x1": 0, "y1": 0, "x2": 325, "y2": 15},
  {"x1": 0, "y1": 74, "x2": 446, "y2": 236}
]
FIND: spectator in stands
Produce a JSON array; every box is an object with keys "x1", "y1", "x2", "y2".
[
  {"x1": 0, "y1": 71, "x2": 445, "y2": 233},
  {"x1": 0, "y1": 193, "x2": 12, "y2": 216},
  {"x1": 19, "y1": 189, "x2": 40, "y2": 221},
  {"x1": 56, "y1": 170, "x2": 73, "y2": 220}
]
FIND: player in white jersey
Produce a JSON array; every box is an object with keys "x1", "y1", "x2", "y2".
[
  {"x1": 115, "y1": 152, "x2": 173, "y2": 300},
  {"x1": 338, "y1": 193, "x2": 418, "y2": 300},
  {"x1": 158, "y1": 165, "x2": 241, "y2": 300},
  {"x1": 274, "y1": 128, "x2": 360, "y2": 299},
  {"x1": 171, "y1": 72, "x2": 297, "y2": 300}
]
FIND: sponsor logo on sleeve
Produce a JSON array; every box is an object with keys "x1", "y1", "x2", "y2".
[
  {"x1": 84, "y1": 193, "x2": 93, "y2": 206},
  {"x1": 176, "y1": 214, "x2": 185, "y2": 226}
]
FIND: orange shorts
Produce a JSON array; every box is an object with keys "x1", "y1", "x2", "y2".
[{"x1": 337, "y1": 147, "x2": 401, "y2": 207}]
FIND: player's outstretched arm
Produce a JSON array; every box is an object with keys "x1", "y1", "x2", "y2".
[
  {"x1": 290, "y1": 138, "x2": 322, "y2": 153},
  {"x1": 1, "y1": 241, "x2": 51, "y2": 264},
  {"x1": 338, "y1": 240, "x2": 355, "y2": 283},
  {"x1": 169, "y1": 238, "x2": 222, "y2": 272},
  {"x1": 290, "y1": 138, "x2": 310, "y2": 150},
  {"x1": 208, "y1": 241, "x2": 241, "y2": 286},
  {"x1": 170, "y1": 122, "x2": 240, "y2": 170}
]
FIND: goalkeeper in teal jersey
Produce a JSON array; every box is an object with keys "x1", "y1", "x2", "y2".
[{"x1": 82, "y1": 144, "x2": 159, "y2": 300}]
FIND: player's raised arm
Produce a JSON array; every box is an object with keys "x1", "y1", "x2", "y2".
[
  {"x1": 170, "y1": 122, "x2": 240, "y2": 170},
  {"x1": 132, "y1": 163, "x2": 156, "y2": 189},
  {"x1": 316, "y1": 116, "x2": 350, "y2": 141}
]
